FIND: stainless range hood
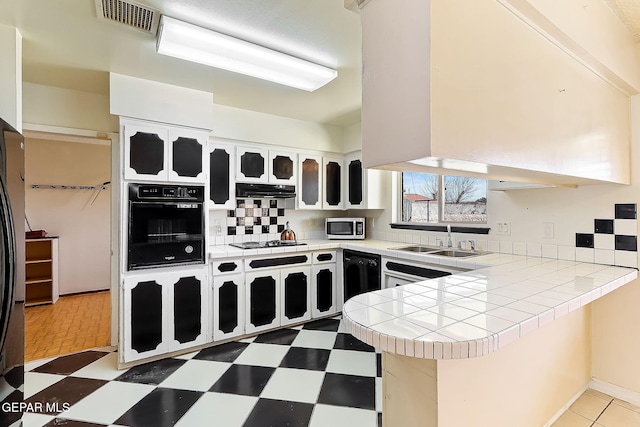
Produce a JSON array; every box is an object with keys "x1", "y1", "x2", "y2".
[{"x1": 236, "y1": 183, "x2": 296, "y2": 199}]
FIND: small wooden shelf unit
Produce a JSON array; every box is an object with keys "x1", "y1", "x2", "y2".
[{"x1": 25, "y1": 237, "x2": 59, "y2": 307}]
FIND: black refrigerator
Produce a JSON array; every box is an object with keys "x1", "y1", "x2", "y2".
[{"x1": 0, "y1": 118, "x2": 25, "y2": 427}]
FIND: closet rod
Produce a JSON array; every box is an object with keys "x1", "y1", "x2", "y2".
[{"x1": 31, "y1": 184, "x2": 110, "y2": 190}]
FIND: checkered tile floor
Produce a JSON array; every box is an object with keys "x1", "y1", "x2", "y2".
[{"x1": 21, "y1": 318, "x2": 382, "y2": 427}]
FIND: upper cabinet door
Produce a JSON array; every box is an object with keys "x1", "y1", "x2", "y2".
[
  {"x1": 236, "y1": 146, "x2": 269, "y2": 183},
  {"x1": 208, "y1": 142, "x2": 235, "y2": 210},
  {"x1": 297, "y1": 154, "x2": 323, "y2": 210},
  {"x1": 167, "y1": 129, "x2": 207, "y2": 183},
  {"x1": 322, "y1": 156, "x2": 344, "y2": 210},
  {"x1": 344, "y1": 151, "x2": 364, "y2": 209},
  {"x1": 122, "y1": 118, "x2": 208, "y2": 183},
  {"x1": 123, "y1": 122, "x2": 169, "y2": 182},
  {"x1": 268, "y1": 151, "x2": 297, "y2": 185}
]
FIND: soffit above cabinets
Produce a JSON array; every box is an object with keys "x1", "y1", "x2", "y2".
[{"x1": 359, "y1": 0, "x2": 634, "y2": 186}]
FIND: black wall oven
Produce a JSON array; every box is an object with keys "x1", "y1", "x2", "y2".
[{"x1": 128, "y1": 183, "x2": 205, "y2": 270}]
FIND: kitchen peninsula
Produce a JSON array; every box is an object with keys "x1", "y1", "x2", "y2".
[{"x1": 342, "y1": 251, "x2": 638, "y2": 427}]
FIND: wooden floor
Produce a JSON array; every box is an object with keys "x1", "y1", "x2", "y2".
[{"x1": 25, "y1": 291, "x2": 111, "y2": 362}]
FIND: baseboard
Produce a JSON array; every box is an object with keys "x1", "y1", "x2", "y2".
[
  {"x1": 589, "y1": 378, "x2": 640, "y2": 406},
  {"x1": 542, "y1": 385, "x2": 589, "y2": 427}
]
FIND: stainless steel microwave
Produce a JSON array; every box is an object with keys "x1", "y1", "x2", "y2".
[{"x1": 325, "y1": 217, "x2": 365, "y2": 240}]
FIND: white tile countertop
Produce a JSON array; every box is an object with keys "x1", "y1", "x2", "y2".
[
  {"x1": 208, "y1": 239, "x2": 638, "y2": 360},
  {"x1": 342, "y1": 253, "x2": 637, "y2": 360}
]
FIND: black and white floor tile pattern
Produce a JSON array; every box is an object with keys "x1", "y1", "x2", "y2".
[{"x1": 21, "y1": 318, "x2": 382, "y2": 427}]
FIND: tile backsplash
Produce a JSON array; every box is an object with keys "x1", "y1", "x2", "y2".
[
  {"x1": 574, "y1": 203, "x2": 637, "y2": 268},
  {"x1": 227, "y1": 199, "x2": 286, "y2": 236},
  {"x1": 369, "y1": 203, "x2": 638, "y2": 269}
]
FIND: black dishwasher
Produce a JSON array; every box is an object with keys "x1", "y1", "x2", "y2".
[{"x1": 343, "y1": 250, "x2": 381, "y2": 302}]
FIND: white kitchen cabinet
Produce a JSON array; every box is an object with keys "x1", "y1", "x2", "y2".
[
  {"x1": 344, "y1": 150, "x2": 386, "y2": 210},
  {"x1": 245, "y1": 270, "x2": 281, "y2": 334},
  {"x1": 322, "y1": 155, "x2": 344, "y2": 210},
  {"x1": 297, "y1": 153, "x2": 323, "y2": 210},
  {"x1": 280, "y1": 266, "x2": 311, "y2": 326},
  {"x1": 167, "y1": 128, "x2": 207, "y2": 183},
  {"x1": 208, "y1": 141, "x2": 235, "y2": 209},
  {"x1": 122, "y1": 274, "x2": 169, "y2": 362},
  {"x1": 212, "y1": 273, "x2": 245, "y2": 341},
  {"x1": 268, "y1": 150, "x2": 297, "y2": 185},
  {"x1": 169, "y1": 268, "x2": 209, "y2": 352},
  {"x1": 121, "y1": 267, "x2": 209, "y2": 363},
  {"x1": 122, "y1": 118, "x2": 207, "y2": 183},
  {"x1": 123, "y1": 121, "x2": 170, "y2": 182},
  {"x1": 236, "y1": 146, "x2": 269, "y2": 183}
]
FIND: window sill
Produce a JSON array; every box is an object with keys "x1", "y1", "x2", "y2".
[{"x1": 390, "y1": 223, "x2": 490, "y2": 234}]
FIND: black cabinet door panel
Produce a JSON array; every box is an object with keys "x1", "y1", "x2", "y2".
[
  {"x1": 130, "y1": 132, "x2": 165, "y2": 176},
  {"x1": 210, "y1": 148, "x2": 230, "y2": 204},
  {"x1": 240, "y1": 152, "x2": 265, "y2": 178},
  {"x1": 218, "y1": 280, "x2": 239, "y2": 334},
  {"x1": 172, "y1": 137, "x2": 202, "y2": 178},
  {"x1": 284, "y1": 272, "x2": 308, "y2": 320},
  {"x1": 316, "y1": 269, "x2": 333, "y2": 313},
  {"x1": 250, "y1": 276, "x2": 277, "y2": 327},
  {"x1": 348, "y1": 159, "x2": 363, "y2": 205},
  {"x1": 131, "y1": 280, "x2": 163, "y2": 353},
  {"x1": 173, "y1": 276, "x2": 202, "y2": 344},
  {"x1": 272, "y1": 155, "x2": 294, "y2": 180},
  {"x1": 325, "y1": 161, "x2": 341, "y2": 206},
  {"x1": 301, "y1": 158, "x2": 319, "y2": 205}
]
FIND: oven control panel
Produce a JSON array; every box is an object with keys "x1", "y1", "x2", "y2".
[{"x1": 130, "y1": 183, "x2": 204, "y2": 202}]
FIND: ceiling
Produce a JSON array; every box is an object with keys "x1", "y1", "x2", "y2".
[
  {"x1": 605, "y1": 0, "x2": 640, "y2": 40},
  {"x1": 0, "y1": 0, "x2": 363, "y2": 127},
  {"x1": 3, "y1": 0, "x2": 639, "y2": 129}
]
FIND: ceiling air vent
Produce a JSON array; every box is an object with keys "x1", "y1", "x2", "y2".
[{"x1": 95, "y1": 0, "x2": 160, "y2": 35}]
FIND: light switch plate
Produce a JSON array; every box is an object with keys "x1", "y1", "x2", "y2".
[
  {"x1": 496, "y1": 221, "x2": 511, "y2": 236},
  {"x1": 543, "y1": 222, "x2": 554, "y2": 238}
]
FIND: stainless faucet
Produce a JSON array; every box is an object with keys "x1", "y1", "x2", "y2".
[{"x1": 446, "y1": 224, "x2": 453, "y2": 248}]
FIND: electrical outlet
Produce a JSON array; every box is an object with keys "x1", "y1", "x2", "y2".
[
  {"x1": 496, "y1": 221, "x2": 511, "y2": 236},
  {"x1": 543, "y1": 222, "x2": 554, "y2": 238},
  {"x1": 309, "y1": 218, "x2": 316, "y2": 227},
  {"x1": 214, "y1": 219, "x2": 222, "y2": 236}
]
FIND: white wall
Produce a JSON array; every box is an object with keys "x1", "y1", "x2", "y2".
[
  {"x1": 343, "y1": 122, "x2": 361, "y2": 153},
  {"x1": 110, "y1": 73, "x2": 213, "y2": 130},
  {"x1": 0, "y1": 25, "x2": 21, "y2": 131},
  {"x1": 211, "y1": 104, "x2": 345, "y2": 153},
  {"x1": 25, "y1": 138, "x2": 111, "y2": 295},
  {"x1": 23, "y1": 82, "x2": 117, "y2": 133}
]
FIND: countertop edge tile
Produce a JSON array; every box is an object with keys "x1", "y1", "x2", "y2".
[{"x1": 209, "y1": 239, "x2": 637, "y2": 360}]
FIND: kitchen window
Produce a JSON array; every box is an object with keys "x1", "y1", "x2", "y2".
[{"x1": 401, "y1": 172, "x2": 487, "y2": 224}]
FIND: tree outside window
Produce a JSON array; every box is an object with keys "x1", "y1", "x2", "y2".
[{"x1": 402, "y1": 172, "x2": 487, "y2": 223}]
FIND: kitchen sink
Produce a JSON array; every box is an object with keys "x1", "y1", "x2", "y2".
[
  {"x1": 428, "y1": 249, "x2": 490, "y2": 258},
  {"x1": 393, "y1": 245, "x2": 443, "y2": 253},
  {"x1": 427, "y1": 249, "x2": 477, "y2": 258},
  {"x1": 393, "y1": 245, "x2": 490, "y2": 258}
]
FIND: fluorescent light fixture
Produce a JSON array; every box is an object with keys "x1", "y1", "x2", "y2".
[{"x1": 157, "y1": 16, "x2": 338, "y2": 92}]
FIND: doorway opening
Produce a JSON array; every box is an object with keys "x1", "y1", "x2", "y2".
[{"x1": 22, "y1": 131, "x2": 113, "y2": 362}]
